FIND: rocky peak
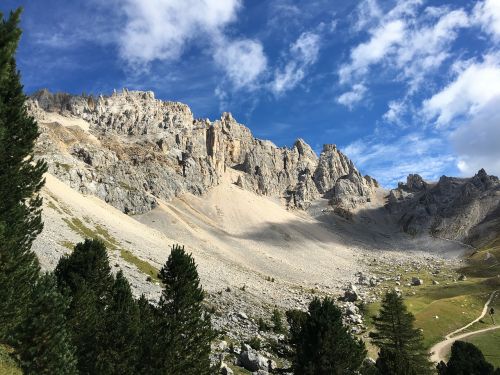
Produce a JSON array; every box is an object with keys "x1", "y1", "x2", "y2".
[
  {"x1": 30, "y1": 89, "x2": 377, "y2": 214},
  {"x1": 388, "y1": 170, "x2": 500, "y2": 241}
]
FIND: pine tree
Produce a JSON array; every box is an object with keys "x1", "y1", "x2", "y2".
[
  {"x1": 437, "y1": 341, "x2": 496, "y2": 375},
  {"x1": 96, "y1": 271, "x2": 140, "y2": 375},
  {"x1": 157, "y1": 244, "x2": 214, "y2": 375},
  {"x1": 136, "y1": 295, "x2": 160, "y2": 375},
  {"x1": 16, "y1": 273, "x2": 78, "y2": 375},
  {"x1": 55, "y1": 239, "x2": 114, "y2": 375},
  {"x1": 371, "y1": 290, "x2": 433, "y2": 375},
  {"x1": 55, "y1": 238, "x2": 113, "y2": 297},
  {"x1": 0, "y1": 7, "x2": 47, "y2": 341},
  {"x1": 293, "y1": 297, "x2": 367, "y2": 375}
]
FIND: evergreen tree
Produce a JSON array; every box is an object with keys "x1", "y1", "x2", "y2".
[
  {"x1": 437, "y1": 341, "x2": 496, "y2": 375},
  {"x1": 293, "y1": 297, "x2": 367, "y2": 375},
  {"x1": 157, "y1": 244, "x2": 214, "y2": 375},
  {"x1": 16, "y1": 273, "x2": 78, "y2": 375},
  {"x1": 371, "y1": 290, "x2": 432, "y2": 375},
  {"x1": 136, "y1": 295, "x2": 161, "y2": 375},
  {"x1": 55, "y1": 239, "x2": 114, "y2": 375},
  {"x1": 55, "y1": 238, "x2": 113, "y2": 297},
  {"x1": 271, "y1": 308, "x2": 285, "y2": 333},
  {"x1": 0, "y1": 7, "x2": 47, "y2": 341},
  {"x1": 96, "y1": 271, "x2": 140, "y2": 375}
]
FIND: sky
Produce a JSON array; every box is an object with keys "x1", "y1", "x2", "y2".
[{"x1": 2, "y1": 0, "x2": 500, "y2": 187}]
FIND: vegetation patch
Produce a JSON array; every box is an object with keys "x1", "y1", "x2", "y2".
[
  {"x1": 119, "y1": 249, "x2": 160, "y2": 283},
  {"x1": 0, "y1": 345, "x2": 21, "y2": 375},
  {"x1": 59, "y1": 240, "x2": 75, "y2": 251},
  {"x1": 465, "y1": 328, "x2": 500, "y2": 367},
  {"x1": 54, "y1": 161, "x2": 72, "y2": 173}
]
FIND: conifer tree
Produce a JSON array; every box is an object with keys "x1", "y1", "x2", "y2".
[
  {"x1": 157, "y1": 244, "x2": 214, "y2": 375},
  {"x1": 0, "y1": 7, "x2": 47, "y2": 341},
  {"x1": 55, "y1": 239, "x2": 114, "y2": 375},
  {"x1": 16, "y1": 273, "x2": 78, "y2": 375},
  {"x1": 437, "y1": 341, "x2": 496, "y2": 375},
  {"x1": 96, "y1": 271, "x2": 140, "y2": 375},
  {"x1": 293, "y1": 297, "x2": 367, "y2": 375},
  {"x1": 371, "y1": 290, "x2": 432, "y2": 375},
  {"x1": 136, "y1": 295, "x2": 161, "y2": 375}
]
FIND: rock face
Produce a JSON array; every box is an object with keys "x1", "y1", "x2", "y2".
[
  {"x1": 388, "y1": 170, "x2": 500, "y2": 243},
  {"x1": 29, "y1": 89, "x2": 377, "y2": 214}
]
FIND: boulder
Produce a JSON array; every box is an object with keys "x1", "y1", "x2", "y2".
[
  {"x1": 411, "y1": 277, "x2": 423, "y2": 286},
  {"x1": 238, "y1": 348, "x2": 269, "y2": 372}
]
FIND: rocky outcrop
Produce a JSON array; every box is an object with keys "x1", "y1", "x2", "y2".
[
  {"x1": 29, "y1": 89, "x2": 377, "y2": 215},
  {"x1": 387, "y1": 170, "x2": 500, "y2": 243}
]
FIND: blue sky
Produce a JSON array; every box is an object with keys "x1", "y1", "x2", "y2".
[{"x1": 2, "y1": 0, "x2": 500, "y2": 187}]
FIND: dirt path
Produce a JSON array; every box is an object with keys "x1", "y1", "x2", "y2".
[{"x1": 430, "y1": 290, "x2": 499, "y2": 363}]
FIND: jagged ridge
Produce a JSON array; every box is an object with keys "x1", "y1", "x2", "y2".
[{"x1": 29, "y1": 89, "x2": 378, "y2": 214}]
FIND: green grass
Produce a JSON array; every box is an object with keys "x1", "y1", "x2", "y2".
[
  {"x1": 54, "y1": 161, "x2": 72, "y2": 173},
  {"x1": 62, "y1": 216, "x2": 160, "y2": 282},
  {"x1": 59, "y1": 240, "x2": 75, "y2": 251},
  {"x1": 0, "y1": 345, "x2": 21, "y2": 375},
  {"x1": 465, "y1": 329, "x2": 500, "y2": 367},
  {"x1": 365, "y1": 235, "x2": 500, "y2": 350},
  {"x1": 119, "y1": 249, "x2": 160, "y2": 283}
]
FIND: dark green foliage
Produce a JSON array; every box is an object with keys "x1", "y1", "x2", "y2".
[
  {"x1": 0, "y1": 7, "x2": 47, "y2": 341},
  {"x1": 246, "y1": 337, "x2": 262, "y2": 351},
  {"x1": 258, "y1": 317, "x2": 269, "y2": 332},
  {"x1": 292, "y1": 297, "x2": 367, "y2": 375},
  {"x1": 157, "y1": 244, "x2": 215, "y2": 375},
  {"x1": 16, "y1": 273, "x2": 77, "y2": 375},
  {"x1": 136, "y1": 295, "x2": 160, "y2": 375},
  {"x1": 286, "y1": 308, "x2": 308, "y2": 350},
  {"x1": 55, "y1": 239, "x2": 114, "y2": 375},
  {"x1": 271, "y1": 308, "x2": 285, "y2": 333},
  {"x1": 437, "y1": 341, "x2": 497, "y2": 375},
  {"x1": 371, "y1": 291, "x2": 433, "y2": 375},
  {"x1": 95, "y1": 271, "x2": 140, "y2": 375},
  {"x1": 55, "y1": 238, "x2": 113, "y2": 297}
]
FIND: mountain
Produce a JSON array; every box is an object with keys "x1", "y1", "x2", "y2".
[
  {"x1": 388, "y1": 171, "x2": 500, "y2": 246},
  {"x1": 29, "y1": 89, "x2": 378, "y2": 215},
  {"x1": 27, "y1": 89, "x2": 500, "y2": 359}
]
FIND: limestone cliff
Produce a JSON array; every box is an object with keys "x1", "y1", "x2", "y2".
[
  {"x1": 388, "y1": 169, "x2": 500, "y2": 244},
  {"x1": 29, "y1": 89, "x2": 377, "y2": 214}
]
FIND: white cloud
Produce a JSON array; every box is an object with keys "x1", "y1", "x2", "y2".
[
  {"x1": 339, "y1": 1, "x2": 470, "y2": 108},
  {"x1": 336, "y1": 84, "x2": 367, "y2": 108},
  {"x1": 343, "y1": 133, "x2": 454, "y2": 187},
  {"x1": 214, "y1": 39, "x2": 268, "y2": 90},
  {"x1": 339, "y1": 19, "x2": 405, "y2": 84},
  {"x1": 270, "y1": 32, "x2": 321, "y2": 95},
  {"x1": 383, "y1": 100, "x2": 406, "y2": 125},
  {"x1": 451, "y1": 97, "x2": 500, "y2": 176},
  {"x1": 395, "y1": 9, "x2": 469, "y2": 90},
  {"x1": 351, "y1": 0, "x2": 383, "y2": 32},
  {"x1": 473, "y1": 0, "x2": 500, "y2": 41},
  {"x1": 423, "y1": 53, "x2": 500, "y2": 126},
  {"x1": 119, "y1": 0, "x2": 241, "y2": 65}
]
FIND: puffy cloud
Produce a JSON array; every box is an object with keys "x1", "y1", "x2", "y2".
[
  {"x1": 344, "y1": 133, "x2": 454, "y2": 187},
  {"x1": 339, "y1": 20, "x2": 405, "y2": 84},
  {"x1": 119, "y1": 0, "x2": 241, "y2": 65},
  {"x1": 423, "y1": 53, "x2": 500, "y2": 126},
  {"x1": 383, "y1": 100, "x2": 406, "y2": 125},
  {"x1": 338, "y1": 1, "x2": 470, "y2": 107},
  {"x1": 214, "y1": 39, "x2": 268, "y2": 90},
  {"x1": 451, "y1": 97, "x2": 500, "y2": 177},
  {"x1": 395, "y1": 9, "x2": 469, "y2": 90},
  {"x1": 421, "y1": 53, "x2": 500, "y2": 177},
  {"x1": 336, "y1": 84, "x2": 367, "y2": 108},
  {"x1": 473, "y1": 0, "x2": 500, "y2": 41},
  {"x1": 270, "y1": 32, "x2": 321, "y2": 95}
]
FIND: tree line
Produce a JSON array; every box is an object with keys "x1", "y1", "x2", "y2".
[{"x1": 1, "y1": 7, "x2": 500, "y2": 375}]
